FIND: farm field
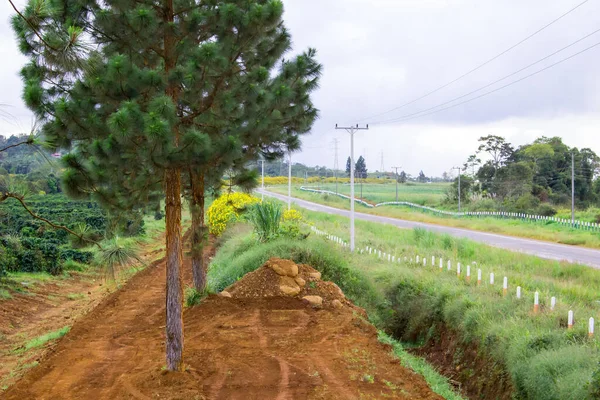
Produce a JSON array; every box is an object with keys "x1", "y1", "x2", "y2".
[
  {"x1": 297, "y1": 182, "x2": 450, "y2": 206},
  {"x1": 0, "y1": 198, "x2": 182, "y2": 391},
  {"x1": 266, "y1": 185, "x2": 600, "y2": 249},
  {"x1": 244, "y1": 205, "x2": 600, "y2": 399}
]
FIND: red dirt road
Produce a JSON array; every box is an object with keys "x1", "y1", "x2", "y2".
[{"x1": 4, "y1": 255, "x2": 442, "y2": 399}]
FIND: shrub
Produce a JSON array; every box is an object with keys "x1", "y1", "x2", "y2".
[
  {"x1": 282, "y1": 209, "x2": 302, "y2": 222},
  {"x1": 207, "y1": 193, "x2": 260, "y2": 236},
  {"x1": 185, "y1": 287, "x2": 210, "y2": 307},
  {"x1": 248, "y1": 202, "x2": 282, "y2": 242},
  {"x1": 536, "y1": 203, "x2": 557, "y2": 217},
  {"x1": 60, "y1": 249, "x2": 94, "y2": 264}
]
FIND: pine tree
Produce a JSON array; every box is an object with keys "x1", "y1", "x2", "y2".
[
  {"x1": 12, "y1": 0, "x2": 320, "y2": 370},
  {"x1": 345, "y1": 156, "x2": 351, "y2": 177},
  {"x1": 355, "y1": 156, "x2": 367, "y2": 179}
]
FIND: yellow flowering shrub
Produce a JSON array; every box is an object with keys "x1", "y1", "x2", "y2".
[
  {"x1": 207, "y1": 193, "x2": 260, "y2": 236},
  {"x1": 282, "y1": 209, "x2": 302, "y2": 222}
]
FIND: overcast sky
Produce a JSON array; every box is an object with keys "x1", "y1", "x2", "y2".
[{"x1": 2, "y1": 0, "x2": 600, "y2": 176}]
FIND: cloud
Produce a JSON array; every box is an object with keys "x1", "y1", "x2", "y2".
[{"x1": 1, "y1": 0, "x2": 599, "y2": 177}]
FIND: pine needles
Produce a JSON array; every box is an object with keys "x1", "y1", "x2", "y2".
[{"x1": 95, "y1": 236, "x2": 143, "y2": 280}]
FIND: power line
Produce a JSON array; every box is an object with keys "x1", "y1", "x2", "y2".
[
  {"x1": 358, "y1": 0, "x2": 590, "y2": 122},
  {"x1": 372, "y1": 26, "x2": 600, "y2": 124},
  {"x1": 373, "y1": 39, "x2": 600, "y2": 125}
]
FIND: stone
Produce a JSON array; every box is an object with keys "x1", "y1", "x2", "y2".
[
  {"x1": 331, "y1": 283, "x2": 344, "y2": 298},
  {"x1": 294, "y1": 277, "x2": 306, "y2": 287},
  {"x1": 308, "y1": 271, "x2": 321, "y2": 280},
  {"x1": 268, "y1": 258, "x2": 298, "y2": 277},
  {"x1": 302, "y1": 295, "x2": 323, "y2": 309},
  {"x1": 280, "y1": 285, "x2": 301, "y2": 296},
  {"x1": 220, "y1": 291, "x2": 232, "y2": 298},
  {"x1": 332, "y1": 299, "x2": 343, "y2": 309}
]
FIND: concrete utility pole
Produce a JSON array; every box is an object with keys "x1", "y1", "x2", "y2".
[
  {"x1": 288, "y1": 151, "x2": 292, "y2": 210},
  {"x1": 453, "y1": 166, "x2": 462, "y2": 213},
  {"x1": 335, "y1": 124, "x2": 369, "y2": 252},
  {"x1": 258, "y1": 160, "x2": 265, "y2": 201},
  {"x1": 572, "y1": 151, "x2": 575, "y2": 226},
  {"x1": 391, "y1": 166, "x2": 402, "y2": 202},
  {"x1": 333, "y1": 138, "x2": 339, "y2": 195},
  {"x1": 380, "y1": 151, "x2": 385, "y2": 175}
]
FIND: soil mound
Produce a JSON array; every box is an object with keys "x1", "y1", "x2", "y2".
[{"x1": 4, "y1": 256, "x2": 443, "y2": 400}]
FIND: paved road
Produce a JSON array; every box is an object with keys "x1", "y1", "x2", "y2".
[{"x1": 260, "y1": 190, "x2": 600, "y2": 268}]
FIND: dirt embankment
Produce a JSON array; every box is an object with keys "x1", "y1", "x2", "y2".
[{"x1": 4, "y1": 254, "x2": 443, "y2": 399}]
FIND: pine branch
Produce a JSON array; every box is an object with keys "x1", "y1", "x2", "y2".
[
  {"x1": 0, "y1": 138, "x2": 34, "y2": 152},
  {"x1": 0, "y1": 192, "x2": 102, "y2": 249},
  {"x1": 8, "y1": 0, "x2": 60, "y2": 52}
]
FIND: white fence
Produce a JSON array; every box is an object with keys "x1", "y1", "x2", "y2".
[
  {"x1": 310, "y1": 224, "x2": 596, "y2": 336},
  {"x1": 300, "y1": 186, "x2": 600, "y2": 232}
]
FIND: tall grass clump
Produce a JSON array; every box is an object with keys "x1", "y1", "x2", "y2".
[{"x1": 248, "y1": 201, "x2": 282, "y2": 242}]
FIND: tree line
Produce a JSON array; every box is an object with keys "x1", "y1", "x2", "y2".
[{"x1": 450, "y1": 135, "x2": 600, "y2": 213}]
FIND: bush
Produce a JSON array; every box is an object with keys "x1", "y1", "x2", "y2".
[
  {"x1": 61, "y1": 249, "x2": 94, "y2": 264},
  {"x1": 185, "y1": 287, "x2": 210, "y2": 307},
  {"x1": 536, "y1": 203, "x2": 557, "y2": 217},
  {"x1": 207, "y1": 193, "x2": 260, "y2": 236}
]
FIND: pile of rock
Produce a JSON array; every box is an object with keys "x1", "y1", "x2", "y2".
[{"x1": 221, "y1": 257, "x2": 346, "y2": 310}]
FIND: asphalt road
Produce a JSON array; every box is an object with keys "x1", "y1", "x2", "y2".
[{"x1": 260, "y1": 189, "x2": 600, "y2": 268}]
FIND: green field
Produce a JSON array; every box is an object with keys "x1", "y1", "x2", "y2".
[
  {"x1": 267, "y1": 185, "x2": 600, "y2": 249},
  {"x1": 303, "y1": 182, "x2": 449, "y2": 206}
]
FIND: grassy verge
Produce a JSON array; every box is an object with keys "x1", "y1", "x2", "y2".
[
  {"x1": 207, "y1": 224, "x2": 464, "y2": 399},
  {"x1": 267, "y1": 185, "x2": 600, "y2": 249},
  {"x1": 300, "y1": 208, "x2": 600, "y2": 399}
]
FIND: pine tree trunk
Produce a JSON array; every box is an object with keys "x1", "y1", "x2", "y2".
[
  {"x1": 165, "y1": 168, "x2": 184, "y2": 371},
  {"x1": 190, "y1": 171, "x2": 206, "y2": 291}
]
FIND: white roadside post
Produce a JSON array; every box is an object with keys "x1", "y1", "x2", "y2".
[
  {"x1": 335, "y1": 123, "x2": 369, "y2": 252},
  {"x1": 568, "y1": 310, "x2": 574, "y2": 329},
  {"x1": 589, "y1": 317, "x2": 595, "y2": 338},
  {"x1": 466, "y1": 265, "x2": 471, "y2": 282},
  {"x1": 503, "y1": 277, "x2": 508, "y2": 296},
  {"x1": 477, "y1": 269, "x2": 482, "y2": 286},
  {"x1": 534, "y1": 292, "x2": 539, "y2": 314},
  {"x1": 490, "y1": 272, "x2": 495, "y2": 285},
  {"x1": 550, "y1": 296, "x2": 556, "y2": 311},
  {"x1": 457, "y1": 263, "x2": 461, "y2": 278},
  {"x1": 517, "y1": 286, "x2": 522, "y2": 299},
  {"x1": 447, "y1": 260, "x2": 451, "y2": 271}
]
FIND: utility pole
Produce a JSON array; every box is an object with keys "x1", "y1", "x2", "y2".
[
  {"x1": 453, "y1": 166, "x2": 462, "y2": 213},
  {"x1": 288, "y1": 151, "x2": 292, "y2": 210},
  {"x1": 380, "y1": 151, "x2": 385, "y2": 176},
  {"x1": 258, "y1": 160, "x2": 265, "y2": 201},
  {"x1": 336, "y1": 123, "x2": 369, "y2": 252},
  {"x1": 333, "y1": 138, "x2": 339, "y2": 195},
  {"x1": 391, "y1": 166, "x2": 402, "y2": 202},
  {"x1": 571, "y1": 151, "x2": 575, "y2": 226}
]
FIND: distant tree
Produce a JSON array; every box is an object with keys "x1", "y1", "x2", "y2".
[
  {"x1": 463, "y1": 154, "x2": 481, "y2": 177},
  {"x1": 398, "y1": 171, "x2": 407, "y2": 183},
  {"x1": 355, "y1": 156, "x2": 367, "y2": 179},
  {"x1": 448, "y1": 174, "x2": 473, "y2": 204},
  {"x1": 345, "y1": 157, "x2": 352, "y2": 177},
  {"x1": 418, "y1": 170, "x2": 427, "y2": 183},
  {"x1": 477, "y1": 135, "x2": 514, "y2": 173},
  {"x1": 441, "y1": 172, "x2": 450, "y2": 182}
]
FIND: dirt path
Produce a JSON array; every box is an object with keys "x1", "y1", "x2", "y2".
[{"x1": 4, "y1": 254, "x2": 443, "y2": 399}]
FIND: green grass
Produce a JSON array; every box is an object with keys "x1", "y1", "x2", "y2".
[
  {"x1": 267, "y1": 185, "x2": 600, "y2": 249},
  {"x1": 209, "y1": 205, "x2": 600, "y2": 399},
  {"x1": 19, "y1": 326, "x2": 70, "y2": 352},
  {"x1": 0, "y1": 288, "x2": 12, "y2": 299},
  {"x1": 66, "y1": 293, "x2": 85, "y2": 300}
]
